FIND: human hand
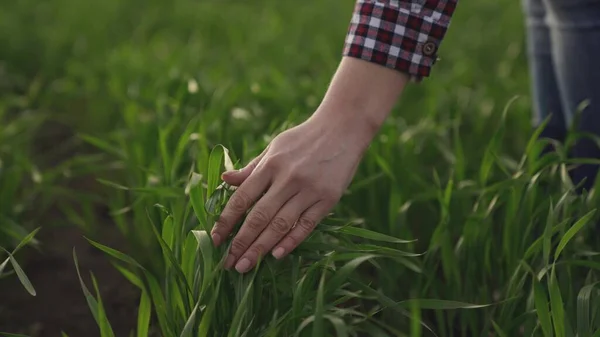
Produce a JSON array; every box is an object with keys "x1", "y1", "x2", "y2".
[{"x1": 210, "y1": 116, "x2": 371, "y2": 273}]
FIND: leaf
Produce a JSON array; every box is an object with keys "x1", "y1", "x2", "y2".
[
  {"x1": 192, "y1": 230, "x2": 214, "y2": 296},
  {"x1": 198, "y1": 275, "x2": 222, "y2": 336},
  {"x1": 13, "y1": 227, "x2": 41, "y2": 253},
  {"x1": 111, "y1": 262, "x2": 144, "y2": 289},
  {"x1": 554, "y1": 209, "x2": 596, "y2": 262},
  {"x1": 324, "y1": 314, "x2": 348, "y2": 337},
  {"x1": 142, "y1": 271, "x2": 173, "y2": 337},
  {"x1": 395, "y1": 299, "x2": 493, "y2": 310},
  {"x1": 0, "y1": 257, "x2": 9, "y2": 276},
  {"x1": 84, "y1": 238, "x2": 145, "y2": 270},
  {"x1": 227, "y1": 261, "x2": 261, "y2": 337},
  {"x1": 491, "y1": 320, "x2": 509, "y2": 337},
  {"x1": 320, "y1": 225, "x2": 415, "y2": 244},
  {"x1": 222, "y1": 146, "x2": 235, "y2": 172},
  {"x1": 188, "y1": 173, "x2": 208, "y2": 232},
  {"x1": 207, "y1": 145, "x2": 225, "y2": 195},
  {"x1": 91, "y1": 273, "x2": 116, "y2": 337},
  {"x1": 137, "y1": 290, "x2": 152, "y2": 337},
  {"x1": 549, "y1": 268, "x2": 565, "y2": 337},
  {"x1": 180, "y1": 303, "x2": 199, "y2": 337},
  {"x1": 147, "y1": 214, "x2": 192, "y2": 305},
  {"x1": 533, "y1": 276, "x2": 553, "y2": 337},
  {"x1": 79, "y1": 134, "x2": 124, "y2": 159},
  {"x1": 326, "y1": 254, "x2": 375, "y2": 295},
  {"x1": 313, "y1": 261, "x2": 327, "y2": 337},
  {"x1": 162, "y1": 215, "x2": 175, "y2": 250},
  {"x1": 0, "y1": 247, "x2": 36, "y2": 296},
  {"x1": 73, "y1": 248, "x2": 101, "y2": 326},
  {"x1": 348, "y1": 279, "x2": 439, "y2": 337},
  {"x1": 577, "y1": 281, "x2": 600, "y2": 337}
]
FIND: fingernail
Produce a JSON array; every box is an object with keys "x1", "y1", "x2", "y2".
[
  {"x1": 224, "y1": 254, "x2": 236, "y2": 269},
  {"x1": 235, "y1": 258, "x2": 251, "y2": 273},
  {"x1": 221, "y1": 170, "x2": 238, "y2": 178},
  {"x1": 211, "y1": 233, "x2": 221, "y2": 246},
  {"x1": 272, "y1": 247, "x2": 285, "y2": 259}
]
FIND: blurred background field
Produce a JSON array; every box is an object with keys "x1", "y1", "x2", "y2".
[{"x1": 2, "y1": 0, "x2": 600, "y2": 336}]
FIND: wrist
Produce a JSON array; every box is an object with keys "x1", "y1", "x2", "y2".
[
  {"x1": 308, "y1": 57, "x2": 410, "y2": 148},
  {"x1": 309, "y1": 104, "x2": 381, "y2": 148}
]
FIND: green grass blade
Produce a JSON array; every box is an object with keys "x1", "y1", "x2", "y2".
[
  {"x1": 321, "y1": 225, "x2": 415, "y2": 244},
  {"x1": 206, "y1": 145, "x2": 225, "y2": 195},
  {"x1": 148, "y1": 215, "x2": 192, "y2": 298},
  {"x1": 73, "y1": 248, "x2": 101, "y2": 327},
  {"x1": 188, "y1": 173, "x2": 208, "y2": 232},
  {"x1": 162, "y1": 215, "x2": 175, "y2": 250},
  {"x1": 577, "y1": 281, "x2": 600, "y2": 337},
  {"x1": 325, "y1": 254, "x2": 375, "y2": 295},
  {"x1": 84, "y1": 238, "x2": 145, "y2": 270},
  {"x1": 91, "y1": 273, "x2": 116, "y2": 337},
  {"x1": 137, "y1": 290, "x2": 152, "y2": 337},
  {"x1": 554, "y1": 209, "x2": 596, "y2": 262},
  {"x1": 12, "y1": 227, "x2": 41, "y2": 253},
  {"x1": 491, "y1": 320, "x2": 508, "y2": 337},
  {"x1": 111, "y1": 262, "x2": 144, "y2": 289},
  {"x1": 549, "y1": 268, "x2": 565, "y2": 337},
  {"x1": 179, "y1": 303, "x2": 199, "y2": 337},
  {"x1": 533, "y1": 274, "x2": 554, "y2": 337},
  {"x1": 396, "y1": 299, "x2": 493, "y2": 310},
  {"x1": 192, "y1": 230, "x2": 214, "y2": 296},
  {"x1": 312, "y1": 262, "x2": 327, "y2": 337},
  {"x1": 227, "y1": 261, "x2": 262, "y2": 337},
  {"x1": 79, "y1": 134, "x2": 124, "y2": 159},
  {"x1": 198, "y1": 275, "x2": 223, "y2": 336},
  {"x1": 0, "y1": 247, "x2": 35, "y2": 296},
  {"x1": 324, "y1": 314, "x2": 348, "y2": 337}
]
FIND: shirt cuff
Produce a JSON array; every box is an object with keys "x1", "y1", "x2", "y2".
[{"x1": 343, "y1": 0, "x2": 457, "y2": 82}]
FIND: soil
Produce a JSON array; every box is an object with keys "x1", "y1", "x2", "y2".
[
  {"x1": 0, "y1": 119, "x2": 141, "y2": 337},
  {"x1": 0, "y1": 224, "x2": 140, "y2": 337}
]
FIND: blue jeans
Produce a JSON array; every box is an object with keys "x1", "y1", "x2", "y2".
[{"x1": 523, "y1": 0, "x2": 600, "y2": 192}]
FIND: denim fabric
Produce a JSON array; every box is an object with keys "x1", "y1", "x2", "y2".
[{"x1": 523, "y1": 0, "x2": 600, "y2": 192}]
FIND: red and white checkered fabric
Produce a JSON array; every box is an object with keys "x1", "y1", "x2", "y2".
[{"x1": 343, "y1": 0, "x2": 458, "y2": 81}]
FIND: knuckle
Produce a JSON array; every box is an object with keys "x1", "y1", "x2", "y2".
[
  {"x1": 248, "y1": 244, "x2": 265, "y2": 257},
  {"x1": 230, "y1": 190, "x2": 252, "y2": 212},
  {"x1": 214, "y1": 217, "x2": 230, "y2": 230},
  {"x1": 246, "y1": 209, "x2": 270, "y2": 230},
  {"x1": 230, "y1": 238, "x2": 248, "y2": 254},
  {"x1": 297, "y1": 217, "x2": 317, "y2": 233},
  {"x1": 270, "y1": 216, "x2": 292, "y2": 234},
  {"x1": 262, "y1": 158, "x2": 280, "y2": 171}
]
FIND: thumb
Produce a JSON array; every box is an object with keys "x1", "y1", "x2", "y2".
[{"x1": 221, "y1": 150, "x2": 267, "y2": 186}]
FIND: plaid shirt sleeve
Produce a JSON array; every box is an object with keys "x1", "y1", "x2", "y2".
[{"x1": 343, "y1": 0, "x2": 457, "y2": 81}]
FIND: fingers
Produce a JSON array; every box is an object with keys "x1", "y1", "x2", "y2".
[
  {"x1": 210, "y1": 171, "x2": 270, "y2": 247},
  {"x1": 271, "y1": 200, "x2": 331, "y2": 260},
  {"x1": 232, "y1": 193, "x2": 315, "y2": 273},
  {"x1": 223, "y1": 182, "x2": 297, "y2": 270},
  {"x1": 222, "y1": 147, "x2": 268, "y2": 186}
]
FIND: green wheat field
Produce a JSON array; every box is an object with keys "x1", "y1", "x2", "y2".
[{"x1": 2, "y1": 0, "x2": 600, "y2": 336}]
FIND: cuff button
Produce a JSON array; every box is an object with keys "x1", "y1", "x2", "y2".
[{"x1": 423, "y1": 41, "x2": 437, "y2": 56}]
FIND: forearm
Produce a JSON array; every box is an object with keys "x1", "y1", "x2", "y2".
[
  {"x1": 309, "y1": 0, "x2": 457, "y2": 147},
  {"x1": 310, "y1": 56, "x2": 409, "y2": 143}
]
